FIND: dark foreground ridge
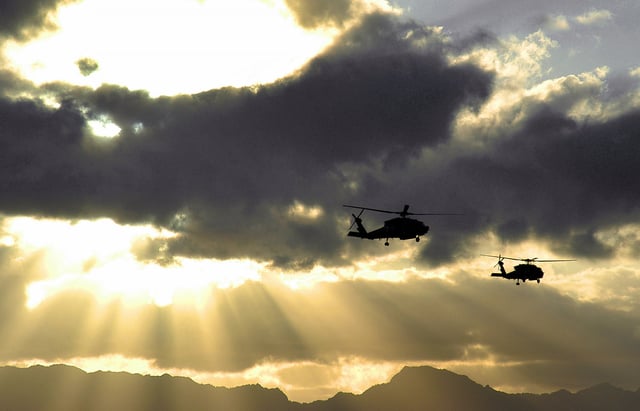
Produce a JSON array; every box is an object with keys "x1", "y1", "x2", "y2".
[{"x1": 1, "y1": 364, "x2": 639, "y2": 411}]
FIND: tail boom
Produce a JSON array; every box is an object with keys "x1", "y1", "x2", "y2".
[{"x1": 348, "y1": 231, "x2": 373, "y2": 239}]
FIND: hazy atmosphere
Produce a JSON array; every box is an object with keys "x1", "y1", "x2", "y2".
[{"x1": 1, "y1": 0, "x2": 640, "y2": 403}]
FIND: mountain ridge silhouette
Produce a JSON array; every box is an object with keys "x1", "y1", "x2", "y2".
[{"x1": 1, "y1": 364, "x2": 639, "y2": 410}]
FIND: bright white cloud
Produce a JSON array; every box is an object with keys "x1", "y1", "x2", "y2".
[
  {"x1": 451, "y1": 30, "x2": 557, "y2": 141},
  {"x1": 3, "y1": 0, "x2": 339, "y2": 96},
  {"x1": 576, "y1": 9, "x2": 613, "y2": 26},
  {"x1": 25, "y1": 256, "x2": 265, "y2": 308},
  {"x1": 3, "y1": 216, "x2": 263, "y2": 309}
]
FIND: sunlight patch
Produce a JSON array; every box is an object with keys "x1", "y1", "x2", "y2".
[
  {"x1": 277, "y1": 265, "x2": 340, "y2": 289},
  {"x1": 6, "y1": 216, "x2": 172, "y2": 265},
  {"x1": 3, "y1": 0, "x2": 339, "y2": 95},
  {"x1": 25, "y1": 257, "x2": 265, "y2": 309},
  {"x1": 351, "y1": 247, "x2": 421, "y2": 280},
  {"x1": 4, "y1": 216, "x2": 262, "y2": 309},
  {"x1": 87, "y1": 114, "x2": 121, "y2": 138},
  {"x1": 287, "y1": 200, "x2": 324, "y2": 221},
  {"x1": 186, "y1": 357, "x2": 407, "y2": 402}
]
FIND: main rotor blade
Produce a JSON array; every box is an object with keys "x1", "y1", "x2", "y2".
[
  {"x1": 406, "y1": 212, "x2": 464, "y2": 216},
  {"x1": 481, "y1": 254, "x2": 524, "y2": 262},
  {"x1": 482, "y1": 255, "x2": 575, "y2": 263},
  {"x1": 343, "y1": 204, "x2": 398, "y2": 214},
  {"x1": 482, "y1": 254, "x2": 511, "y2": 260},
  {"x1": 343, "y1": 204, "x2": 463, "y2": 216},
  {"x1": 520, "y1": 257, "x2": 577, "y2": 263}
]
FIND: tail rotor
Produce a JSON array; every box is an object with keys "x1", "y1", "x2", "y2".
[
  {"x1": 482, "y1": 254, "x2": 505, "y2": 268},
  {"x1": 348, "y1": 208, "x2": 365, "y2": 232}
]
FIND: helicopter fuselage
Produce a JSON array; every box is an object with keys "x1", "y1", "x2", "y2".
[
  {"x1": 382, "y1": 217, "x2": 430, "y2": 240},
  {"x1": 491, "y1": 261, "x2": 544, "y2": 284},
  {"x1": 347, "y1": 216, "x2": 429, "y2": 243}
]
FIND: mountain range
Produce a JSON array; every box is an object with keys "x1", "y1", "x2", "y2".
[{"x1": 1, "y1": 364, "x2": 639, "y2": 410}]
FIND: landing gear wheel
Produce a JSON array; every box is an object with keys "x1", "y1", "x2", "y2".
[
  {"x1": 384, "y1": 241, "x2": 389, "y2": 246},
  {"x1": 415, "y1": 236, "x2": 420, "y2": 242}
]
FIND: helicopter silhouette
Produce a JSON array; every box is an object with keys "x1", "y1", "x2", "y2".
[
  {"x1": 343, "y1": 204, "x2": 460, "y2": 246},
  {"x1": 483, "y1": 254, "x2": 575, "y2": 285}
]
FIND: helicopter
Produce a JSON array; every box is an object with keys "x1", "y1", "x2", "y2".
[
  {"x1": 482, "y1": 254, "x2": 575, "y2": 285},
  {"x1": 343, "y1": 204, "x2": 460, "y2": 246}
]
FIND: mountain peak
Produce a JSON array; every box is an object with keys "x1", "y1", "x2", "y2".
[
  {"x1": 2, "y1": 364, "x2": 640, "y2": 410},
  {"x1": 392, "y1": 365, "x2": 469, "y2": 382},
  {"x1": 578, "y1": 382, "x2": 620, "y2": 394}
]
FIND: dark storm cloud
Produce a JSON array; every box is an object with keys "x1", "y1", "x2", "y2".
[
  {"x1": 444, "y1": 108, "x2": 640, "y2": 260},
  {"x1": 0, "y1": 13, "x2": 493, "y2": 267},
  {"x1": 0, "y1": 97, "x2": 94, "y2": 218},
  {"x1": 0, "y1": 66, "x2": 36, "y2": 96},
  {"x1": 0, "y1": 0, "x2": 78, "y2": 40},
  {"x1": 2, "y1": 273, "x2": 640, "y2": 391}
]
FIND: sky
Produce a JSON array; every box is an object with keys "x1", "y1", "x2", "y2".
[{"x1": 1, "y1": 0, "x2": 640, "y2": 403}]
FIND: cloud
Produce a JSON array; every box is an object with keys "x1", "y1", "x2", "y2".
[
  {"x1": 576, "y1": 9, "x2": 613, "y2": 26},
  {"x1": 406, "y1": 34, "x2": 640, "y2": 265},
  {"x1": 1, "y1": 1, "x2": 639, "y2": 401},
  {"x1": 0, "y1": 13, "x2": 493, "y2": 267},
  {"x1": 541, "y1": 14, "x2": 571, "y2": 32},
  {"x1": 538, "y1": 9, "x2": 613, "y2": 33},
  {"x1": 75, "y1": 57, "x2": 99, "y2": 76},
  {"x1": 0, "y1": 0, "x2": 78, "y2": 41},
  {"x1": 284, "y1": 0, "x2": 394, "y2": 29},
  {"x1": 0, "y1": 64, "x2": 36, "y2": 96},
  {"x1": 1, "y1": 8, "x2": 640, "y2": 271},
  {"x1": 419, "y1": 106, "x2": 640, "y2": 263},
  {"x1": 285, "y1": 0, "x2": 353, "y2": 28}
]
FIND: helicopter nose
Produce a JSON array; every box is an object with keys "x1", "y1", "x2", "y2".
[{"x1": 422, "y1": 224, "x2": 430, "y2": 235}]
